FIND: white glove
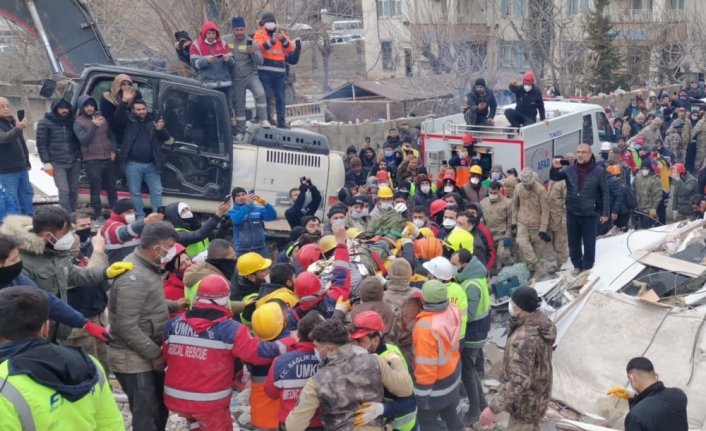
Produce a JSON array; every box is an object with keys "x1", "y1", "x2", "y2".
[{"x1": 353, "y1": 401, "x2": 384, "y2": 426}]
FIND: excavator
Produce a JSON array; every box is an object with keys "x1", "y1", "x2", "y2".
[{"x1": 0, "y1": 0, "x2": 344, "y2": 236}]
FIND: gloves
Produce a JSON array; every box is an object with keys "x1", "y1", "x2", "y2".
[
  {"x1": 335, "y1": 295, "x2": 351, "y2": 314},
  {"x1": 42, "y1": 163, "x2": 54, "y2": 176},
  {"x1": 256, "y1": 196, "x2": 267, "y2": 205},
  {"x1": 539, "y1": 231, "x2": 552, "y2": 243},
  {"x1": 353, "y1": 402, "x2": 384, "y2": 427},
  {"x1": 502, "y1": 237, "x2": 512, "y2": 247},
  {"x1": 84, "y1": 322, "x2": 113, "y2": 343},
  {"x1": 106, "y1": 261, "x2": 134, "y2": 279},
  {"x1": 509, "y1": 224, "x2": 517, "y2": 234},
  {"x1": 648, "y1": 209, "x2": 657, "y2": 219},
  {"x1": 607, "y1": 385, "x2": 634, "y2": 400}
]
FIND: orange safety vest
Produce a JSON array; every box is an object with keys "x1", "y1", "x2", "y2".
[{"x1": 253, "y1": 28, "x2": 294, "y2": 64}]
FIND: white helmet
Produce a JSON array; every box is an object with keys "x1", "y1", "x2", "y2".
[
  {"x1": 422, "y1": 256, "x2": 454, "y2": 281},
  {"x1": 600, "y1": 142, "x2": 612, "y2": 152}
]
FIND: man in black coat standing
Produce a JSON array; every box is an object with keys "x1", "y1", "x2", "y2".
[
  {"x1": 504, "y1": 71, "x2": 546, "y2": 129},
  {"x1": 550, "y1": 144, "x2": 609, "y2": 274},
  {"x1": 607, "y1": 357, "x2": 688, "y2": 431}
]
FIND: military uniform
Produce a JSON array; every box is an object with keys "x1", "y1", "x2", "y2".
[
  {"x1": 665, "y1": 128, "x2": 685, "y2": 164},
  {"x1": 634, "y1": 172, "x2": 662, "y2": 228},
  {"x1": 546, "y1": 180, "x2": 568, "y2": 271},
  {"x1": 480, "y1": 195, "x2": 514, "y2": 268},
  {"x1": 511, "y1": 181, "x2": 549, "y2": 273}
]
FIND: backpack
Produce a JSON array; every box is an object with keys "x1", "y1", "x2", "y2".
[{"x1": 622, "y1": 181, "x2": 637, "y2": 211}]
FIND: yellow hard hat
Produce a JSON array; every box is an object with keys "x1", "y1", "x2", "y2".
[
  {"x1": 256, "y1": 287, "x2": 299, "y2": 309},
  {"x1": 236, "y1": 252, "x2": 272, "y2": 276},
  {"x1": 319, "y1": 235, "x2": 337, "y2": 254},
  {"x1": 443, "y1": 228, "x2": 474, "y2": 253},
  {"x1": 377, "y1": 186, "x2": 393, "y2": 199},
  {"x1": 251, "y1": 301, "x2": 285, "y2": 341},
  {"x1": 470, "y1": 165, "x2": 483, "y2": 175},
  {"x1": 418, "y1": 227, "x2": 434, "y2": 239},
  {"x1": 346, "y1": 227, "x2": 362, "y2": 240}
]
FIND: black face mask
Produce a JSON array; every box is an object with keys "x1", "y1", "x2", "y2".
[
  {"x1": 206, "y1": 258, "x2": 236, "y2": 281},
  {"x1": 600, "y1": 152, "x2": 609, "y2": 161},
  {"x1": 76, "y1": 228, "x2": 92, "y2": 243},
  {"x1": 0, "y1": 260, "x2": 23, "y2": 285}
]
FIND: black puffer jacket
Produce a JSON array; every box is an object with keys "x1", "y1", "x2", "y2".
[
  {"x1": 0, "y1": 117, "x2": 30, "y2": 174},
  {"x1": 36, "y1": 98, "x2": 80, "y2": 165},
  {"x1": 116, "y1": 112, "x2": 171, "y2": 170},
  {"x1": 625, "y1": 381, "x2": 688, "y2": 431},
  {"x1": 607, "y1": 176, "x2": 629, "y2": 215},
  {"x1": 550, "y1": 158, "x2": 609, "y2": 217}
]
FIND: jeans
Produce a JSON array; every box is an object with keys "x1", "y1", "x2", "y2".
[
  {"x1": 215, "y1": 86, "x2": 234, "y2": 117},
  {"x1": 566, "y1": 213, "x2": 598, "y2": 270},
  {"x1": 125, "y1": 161, "x2": 163, "y2": 218},
  {"x1": 258, "y1": 70, "x2": 286, "y2": 128},
  {"x1": 53, "y1": 162, "x2": 81, "y2": 212},
  {"x1": 233, "y1": 75, "x2": 268, "y2": 134},
  {"x1": 418, "y1": 401, "x2": 464, "y2": 431},
  {"x1": 504, "y1": 108, "x2": 536, "y2": 128},
  {"x1": 85, "y1": 159, "x2": 117, "y2": 217},
  {"x1": 115, "y1": 371, "x2": 168, "y2": 431},
  {"x1": 0, "y1": 171, "x2": 33, "y2": 215},
  {"x1": 461, "y1": 347, "x2": 487, "y2": 425}
]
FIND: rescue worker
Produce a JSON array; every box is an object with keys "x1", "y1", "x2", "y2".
[
  {"x1": 233, "y1": 252, "x2": 272, "y2": 305},
  {"x1": 606, "y1": 164, "x2": 632, "y2": 231},
  {"x1": 479, "y1": 287, "x2": 556, "y2": 431},
  {"x1": 672, "y1": 162, "x2": 698, "y2": 221},
  {"x1": 254, "y1": 12, "x2": 294, "y2": 128},
  {"x1": 422, "y1": 256, "x2": 468, "y2": 344},
  {"x1": 451, "y1": 249, "x2": 490, "y2": 427},
  {"x1": 350, "y1": 276, "x2": 396, "y2": 338},
  {"x1": 189, "y1": 21, "x2": 235, "y2": 114},
  {"x1": 607, "y1": 357, "x2": 688, "y2": 431},
  {"x1": 546, "y1": 176, "x2": 568, "y2": 273},
  {"x1": 264, "y1": 310, "x2": 324, "y2": 429},
  {"x1": 461, "y1": 165, "x2": 487, "y2": 206},
  {"x1": 459, "y1": 209, "x2": 495, "y2": 271},
  {"x1": 634, "y1": 161, "x2": 663, "y2": 229},
  {"x1": 504, "y1": 169, "x2": 519, "y2": 199},
  {"x1": 228, "y1": 187, "x2": 277, "y2": 257},
  {"x1": 163, "y1": 201, "x2": 230, "y2": 258},
  {"x1": 100, "y1": 198, "x2": 163, "y2": 263},
  {"x1": 504, "y1": 72, "x2": 546, "y2": 128},
  {"x1": 480, "y1": 181, "x2": 514, "y2": 270},
  {"x1": 383, "y1": 258, "x2": 418, "y2": 362},
  {"x1": 162, "y1": 274, "x2": 286, "y2": 431},
  {"x1": 665, "y1": 118, "x2": 685, "y2": 164},
  {"x1": 349, "y1": 311, "x2": 418, "y2": 431},
  {"x1": 0, "y1": 286, "x2": 123, "y2": 430},
  {"x1": 413, "y1": 280, "x2": 463, "y2": 431},
  {"x1": 511, "y1": 168, "x2": 550, "y2": 277},
  {"x1": 285, "y1": 319, "x2": 414, "y2": 431}
]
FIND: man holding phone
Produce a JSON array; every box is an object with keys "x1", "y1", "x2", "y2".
[
  {"x1": 223, "y1": 16, "x2": 270, "y2": 141},
  {"x1": 0, "y1": 98, "x2": 32, "y2": 216},
  {"x1": 190, "y1": 21, "x2": 235, "y2": 116},
  {"x1": 227, "y1": 187, "x2": 277, "y2": 257}
]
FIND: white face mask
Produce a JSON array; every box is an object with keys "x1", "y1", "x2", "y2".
[
  {"x1": 523, "y1": 85, "x2": 532, "y2": 92},
  {"x1": 124, "y1": 213, "x2": 136, "y2": 224},
  {"x1": 160, "y1": 245, "x2": 177, "y2": 264},
  {"x1": 443, "y1": 218, "x2": 456, "y2": 229},
  {"x1": 384, "y1": 150, "x2": 393, "y2": 157},
  {"x1": 181, "y1": 210, "x2": 194, "y2": 219},
  {"x1": 641, "y1": 169, "x2": 650, "y2": 177},
  {"x1": 444, "y1": 185, "x2": 454, "y2": 193},
  {"x1": 351, "y1": 210, "x2": 364, "y2": 220},
  {"x1": 51, "y1": 232, "x2": 75, "y2": 251},
  {"x1": 470, "y1": 177, "x2": 480, "y2": 185},
  {"x1": 378, "y1": 182, "x2": 389, "y2": 189},
  {"x1": 394, "y1": 202, "x2": 407, "y2": 213},
  {"x1": 379, "y1": 202, "x2": 392, "y2": 210},
  {"x1": 420, "y1": 185, "x2": 431, "y2": 194},
  {"x1": 264, "y1": 22, "x2": 276, "y2": 31},
  {"x1": 413, "y1": 218, "x2": 425, "y2": 228},
  {"x1": 508, "y1": 301, "x2": 519, "y2": 317},
  {"x1": 491, "y1": 172, "x2": 502, "y2": 181},
  {"x1": 489, "y1": 193, "x2": 499, "y2": 201}
]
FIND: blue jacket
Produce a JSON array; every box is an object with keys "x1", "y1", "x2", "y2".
[{"x1": 228, "y1": 202, "x2": 277, "y2": 253}]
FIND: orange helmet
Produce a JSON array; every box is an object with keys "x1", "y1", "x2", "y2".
[
  {"x1": 413, "y1": 237, "x2": 443, "y2": 260},
  {"x1": 606, "y1": 165, "x2": 622, "y2": 176},
  {"x1": 673, "y1": 163, "x2": 686, "y2": 175}
]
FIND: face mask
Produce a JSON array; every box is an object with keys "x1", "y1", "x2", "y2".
[
  {"x1": 634, "y1": 144, "x2": 642, "y2": 150},
  {"x1": 351, "y1": 210, "x2": 364, "y2": 220},
  {"x1": 420, "y1": 185, "x2": 431, "y2": 194},
  {"x1": 508, "y1": 301, "x2": 519, "y2": 317},
  {"x1": 206, "y1": 258, "x2": 236, "y2": 281},
  {"x1": 458, "y1": 151, "x2": 467, "y2": 159},
  {"x1": 379, "y1": 202, "x2": 392, "y2": 210},
  {"x1": 181, "y1": 210, "x2": 194, "y2": 219},
  {"x1": 443, "y1": 219, "x2": 456, "y2": 229},
  {"x1": 264, "y1": 22, "x2": 276, "y2": 31},
  {"x1": 314, "y1": 348, "x2": 322, "y2": 362},
  {"x1": 470, "y1": 177, "x2": 480, "y2": 185},
  {"x1": 692, "y1": 115, "x2": 699, "y2": 121},
  {"x1": 360, "y1": 339, "x2": 374, "y2": 353},
  {"x1": 489, "y1": 193, "x2": 499, "y2": 201},
  {"x1": 361, "y1": 208, "x2": 370, "y2": 217},
  {"x1": 125, "y1": 213, "x2": 136, "y2": 224},
  {"x1": 491, "y1": 172, "x2": 501, "y2": 181},
  {"x1": 76, "y1": 228, "x2": 91, "y2": 243},
  {"x1": 394, "y1": 202, "x2": 407, "y2": 213},
  {"x1": 384, "y1": 150, "x2": 393, "y2": 157},
  {"x1": 160, "y1": 245, "x2": 177, "y2": 264},
  {"x1": 378, "y1": 182, "x2": 389, "y2": 189},
  {"x1": 444, "y1": 185, "x2": 454, "y2": 193},
  {"x1": 413, "y1": 218, "x2": 425, "y2": 228},
  {"x1": 601, "y1": 152, "x2": 609, "y2": 161},
  {"x1": 51, "y1": 232, "x2": 75, "y2": 251},
  {"x1": 0, "y1": 260, "x2": 22, "y2": 285},
  {"x1": 523, "y1": 85, "x2": 532, "y2": 92},
  {"x1": 641, "y1": 169, "x2": 650, "y2": 177}
]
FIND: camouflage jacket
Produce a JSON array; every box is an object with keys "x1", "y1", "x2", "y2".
[
  {"x1": 511, "y1": 181, "x2": 549, "y2": 231},
  {"x1": 367, "y1": 208, "x2": 407, "y2": 237},
  {"x1": 480, "y1": 196, "x2": 513, "y2": 241},
  {"x1": 634, "y1": 172, "x2": 662, "y2": 213},
  {"x1": 665, "y1": 129, "x2": 685, "y2": 163},
  {"x1": 547, "y1": 180, "x2": 567, "y2": 231},
  {"x1": 490, "y1": 311, "x2": 556, "y2": 423}
]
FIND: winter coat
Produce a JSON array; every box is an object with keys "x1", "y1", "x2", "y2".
[
  {"x1": 454, "y1": 256, "x2": 490, "y2": 349},
  {"x1": 635, "y1": 124, "x2": 663, "y2": 148},
  {"x1": 163, "y1": 202, "x2": 220, "y2": 250},
  {"x1": 0, "y1": 116, "x2": 30, "y2": 174},
  {"x1": 73, "y1": 95, "x2": 115, "y2": 161},
  {"x1": 508, "y1": 83, "x2": 545, "y2": 121},
  {"x1": 222, "y1": 34, "x2": 264, "y2": 82},
  {"x1": 0, "y1": 215, "x2": 107, "y2": 303},
  {"x1": 511, "y1": 181, "x2": 549, "y2": 231},
  {"x1": 634, "y1": 172, "x2": 662, "y2": 213},
  {"x1": 692, "y1": 118, "x2": 706, "y2": 168},
  {"x1": 550, "y1": 159, "x2": 609, "y2": 218},
  {"x1": 547, "y1": 180, "x2": 566, "y2": 231},
  {"x1": 189, "y1": 21, "x2": 235, "y2": 87},
  {"x1": 99, "y1": 73, "x2": 143, "y2": 128},
  {"x1": 461, "y1": 183, "x2": 488, "y2": 206},
  {"x1": 466, "y1": 79, "x2": 497, "y2": 119},
  {"x1": 36, "y1": 98, "x2": 80, "y2": 166},
  {"x1": 114, "y1": 112, "x2": 172, "y2": 170},
  {"x1": 284, "y1": 183, "x2": 322, "y2": 229},
  {"x1": 107, "y1": 249, "x2": 170, "y2": 373},
  {"x1": 351, "y1": 300, "x2": 397, "y2": 339},
  {"x1": 480, "y1": 196, "x2": 513, "y2": 241},
  {"x1": 489, "y1": 311, "x2": 556, "y2": 423},
  {"x1": 664, "y1": 129, "x2": 685, "y2": 163},
  {"x1": 673, "y1": 173, "x2": 698, "y2": 215},
  {"x1": 253, "y1": 26, "x2": 294, "y2": 75},
  {"x1": 227, "y1": 202, "x2": 277, "y2": 254},
  {"x1": 100, "y1": 211, "x2": 148, "y2": 263},
  {"x1": 383, "y1": 278, "x2": 418, "y2": 358},
  {"x1": 625, "y1": 381, "x2": 688, "y2": 431},
  {"x1": 607, "y1": 176, "x2": 629, "y2": 215}
]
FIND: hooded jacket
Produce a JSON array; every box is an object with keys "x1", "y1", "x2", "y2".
[
  {"x1": 163, "y1": 202, "x2": 220, "y2": 252},
  {"x1": 454, "y1": 256, "x2": 490, "y2": 349},
  {"x1": 73, "y1": 95, "x2": 116, "y2": 161},
  {"x1": 0, "y1": 339, "x2": 123, "y2": 430},
  {"x1": 0, "y1": 116, "x2": 30, "y2": 174},
  {"x1": 190, "y1": 21, "x2": 235, "y2": 87},
  {"x1": 490, "y1": 311, "x2": 556, "y2": 423},
  {"x1": 99, "y1": 73, "x2": 143, "y2": 132},
  {"x1": 466, "y1": 78, "x2": 497, "y2": 119},
  {"x1": 36, "y1": 98, "x2": 80, "y2": 165}
]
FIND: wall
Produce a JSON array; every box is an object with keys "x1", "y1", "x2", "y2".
[
  {"x1": 303, "y1": 117, "x2": 429, "y2": 152},
  {"x1": 296, "y1": 41, "x2": 366, "y2": 85}
]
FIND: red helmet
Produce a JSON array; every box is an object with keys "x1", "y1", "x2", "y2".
[
  {"x1": 673, "y1": 163, "x2": 686, "y2": 175},
  {"x1": 350, "y1": 311, "x2": 385, "y2": 339},
  {"x1": 376, "y1": 170, "x2": 389, "y2": 183},
  {"x1": 430, "y1": 199, "x2": 448, "y2": 217},
  {"x1": 297, "y1": 243, "x2": 323, "y2": 270},
  {"x1": 294, "y1": 272, "x2": 323, "y2": 302},
  {"x1": 162, "y1": 243, "x2": 187, "y2": 268},
  {"x1": 195, "y1": 274, "x2": 231, "y2": 303},
  {"x1": 523, "y1": 71, "x2": 535, "y2": 84},
  {"x1": 462, "y1": 133, "x2": 474, "y2": 144}
]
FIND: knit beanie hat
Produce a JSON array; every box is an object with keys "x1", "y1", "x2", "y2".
[
  {"x1": 421, "y1": 280, "x2": 447, "y2": 304},
  {"x1": 511, "y1": 287, "x2": 541, "y2": 312},
  {"x1": 261, "y1": 11, "x2": 276, "y2": 24},
  {"x1": 112, "y1": 198, "x2": 135, "y2": 215},
  {"x1": 359, "y1": 276, "x2": 384, "y2": 302},
  {"x1": 232, "y1": 16, "x2": 245, "y2": 28},
  {"x1": 388, "y1": 258, "x2": 412, "y2": 284}
]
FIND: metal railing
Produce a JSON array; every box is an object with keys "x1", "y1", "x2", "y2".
[
  {"x1": 285, "y1": 101, "x2": 327, "y2": 123},
  {"x1": 447, "y1": 123, "x2": 521, "y2": 139},
  {"x1": 619, "y1": 8, "x2": 653, "y2": 22}
]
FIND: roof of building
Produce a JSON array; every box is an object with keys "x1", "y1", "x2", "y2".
[{"x1": 323, "y1": 75, "x2": 458, "y2": 102}]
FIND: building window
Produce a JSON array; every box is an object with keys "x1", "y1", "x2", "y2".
[
  {"x1": 632, "y1": 0, "x2": 653, "y2": 9},
  {"x1": 377, "y1": 0, "x2": 401, "y2": 18},
  {"x1": 514, "y1": 0, "x2": 527, "y2": 17},
  {"x1": 670, "y1": 0, "x2": 684, "y2": 9},
  {"x1": 500, "y1": 0, "x2": 510, "y2": 15},
  {"x1": 568, "y1": 0, "x2": 589, "y2": 15},
  {"x1": 499, "y1": 41, "x2": 525, "y2": 71},
  {"x1": 381, "y1": 41, "x2": 395, "y2": 71}
]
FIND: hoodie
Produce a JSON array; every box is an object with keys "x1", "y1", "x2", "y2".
[
  {"x1": 454, "y1": 256, "x2": 490, "y2": 348},
  {"x1": 73, "y1": 95, "x2": 115, "y2": 161},
  {"x1": 36, "y1": 98, "x2": 80, "y2": 165},
  {"x1": 164, "y1": 202, "x2": 220, "y2": 251},
  {"x1": 189, "y1": 21, "x2": 235, "y2": 86},
  {"x1": 99, "y1": 73, "x2": 143, "y2": 135}
]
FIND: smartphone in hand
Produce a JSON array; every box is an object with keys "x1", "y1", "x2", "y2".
[
  {"x1": 17, "y1": 110, "x2": 25, "y2": 122},
  {"x1": 157, "y1": 206, "x2": 166, "y2": 214},
  {"x1": 246, "y1": 39, "x2": 253, "y2": 47}
]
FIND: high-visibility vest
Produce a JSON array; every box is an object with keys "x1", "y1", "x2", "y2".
[
  {"x1": 461, "y1": 277, "x2": 491, "y2": 322},
  {"x1": 379, "y1": 344, "x2": 417, "y2": 431},
  {"x1": 174, "y1": 227, "x2": 209, "y2": 258},
  {"x1": 446, "y1": 282, "x2": 468, "y2": 340}
]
